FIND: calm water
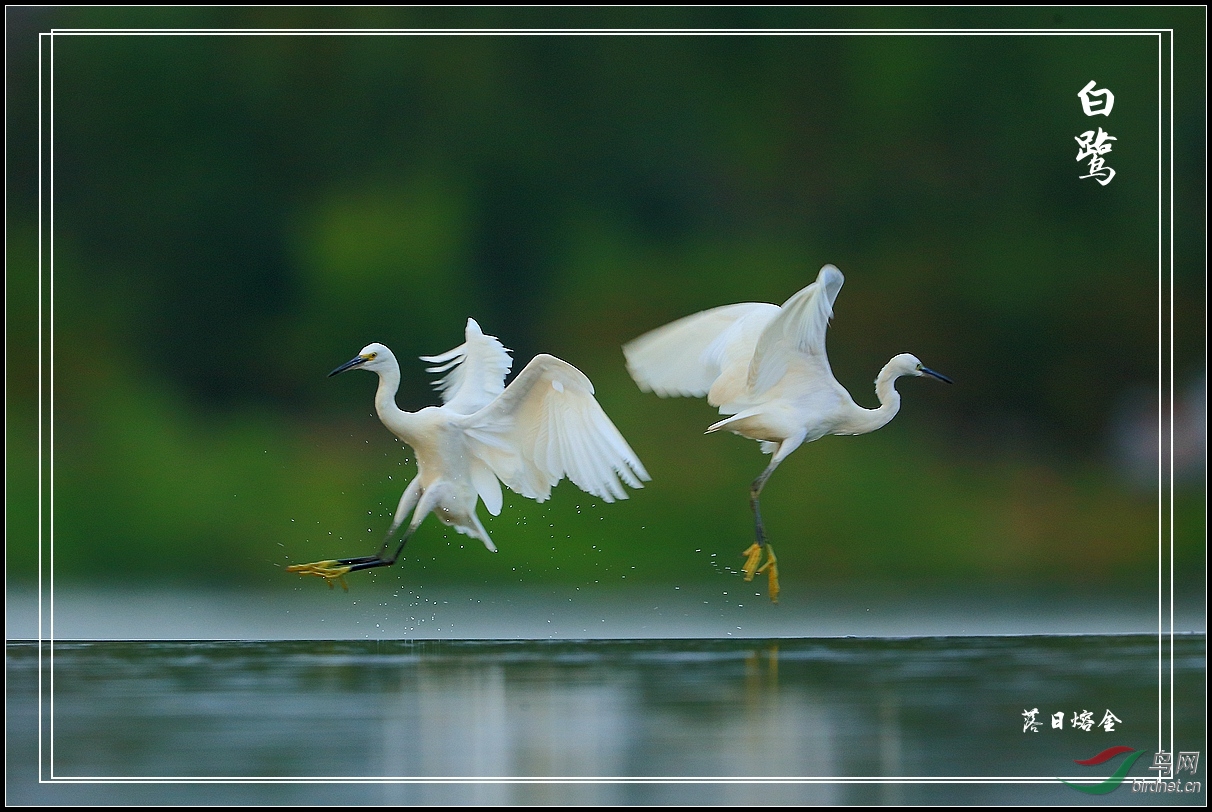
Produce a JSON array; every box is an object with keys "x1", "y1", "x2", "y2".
[{"x1": 7, "y1": 634, "x2": 1205, "y2": 805}]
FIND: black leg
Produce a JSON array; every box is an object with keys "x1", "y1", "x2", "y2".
[
  {"x1": 288, "y1": 524, "x2": 420, "y2": 590},
  {"x1": 749, "y1": 465, "x2": 776, "y2": 546},
  {"x1": 750, "y1": 488, "x2": 768, "y2": 546},
  {"x1": 340, "y1": 528, "x2": 415, "y2": 572}
]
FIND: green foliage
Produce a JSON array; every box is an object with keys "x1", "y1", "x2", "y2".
[{"x1": 6, "y1": 7, "x2": 1204, "y2": 588}]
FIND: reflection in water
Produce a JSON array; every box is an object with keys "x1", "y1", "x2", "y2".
[
  {"x1": 380, "y1": 643, "x2": 836, "y2": 804},
  {"x1": 879, "y1": 695, "x2": 903, "y2": 805},
  {"x1": 387, "y1": 661, "x2": 630, "y2": 802},
  {"x1": 7, "y1": 635, "x2": 1206, "y2": 805}
]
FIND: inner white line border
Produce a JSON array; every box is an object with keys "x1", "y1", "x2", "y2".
[{"x1": 34, "y1": 23, "x2": 1179, "y2": 788}]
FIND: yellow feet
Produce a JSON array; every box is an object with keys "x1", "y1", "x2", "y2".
[
  {"x1": 741, "y1": 543, "x2": 763, "y2": 581},
  {"x1": 286, "y1": 560, "x2": 353, "y2": 591},
  {"x1": 740, "y1": 543, "x2": 780, "y2": 603},
  {"x1": 758, "y1": 544, "x2": 779, "y2": 604}
]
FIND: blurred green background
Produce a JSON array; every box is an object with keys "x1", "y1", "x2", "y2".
[{"x1": 6, "y1": 7, "x2": 1205, "y2": 595}]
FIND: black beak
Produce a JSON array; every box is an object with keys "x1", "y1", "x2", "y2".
[
  {"x1": 328, "y1": 355, "x2": 367, "y2": 377},
  {"x1": 920, "y1": 367, "x2": 953, "y2": 384}
]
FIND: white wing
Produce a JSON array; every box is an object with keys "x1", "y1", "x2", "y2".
[
  {"x1": 460, "y1": 355, "x2": 650, "y2": 504},
  {"x1": 420, "y1": 318, "x2": 513, "y2": 415},
  {"x1": 747, "y1": 265, "x2": 844, "y2": 396},
  {"x1": 623, "y1": 302, "x2": 779, "y2": 398},
  {"x1": 469, "y1": 456, "x2": 504, "y2": 516}
]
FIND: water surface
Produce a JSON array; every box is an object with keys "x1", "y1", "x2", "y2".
[{"x1": 7, "y1": 634, "x2": 1205, "y2": 805}]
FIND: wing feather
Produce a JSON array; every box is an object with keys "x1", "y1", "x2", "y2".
[
  {"x1": 421, "y1": 318, "x2": 513, "y2": 415},
  {"x1": 470, "y1": 456, "x2": 504, "y2": 516},
  {"x1": 461, "y1": 355, "x2": 650, "y2": 503},
  {"x1": 623, "y1": 302, "x2": 779, "y2": 398},
  {"x1": 747, "y1": 265, "x2": 844, "y2": 396}
]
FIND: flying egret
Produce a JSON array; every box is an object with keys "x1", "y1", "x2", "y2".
[
  {"x1": 623, "y1": 264, "x2": 951, "y2": 602},
  {"x1": 289, "y1": 318, "x2": 650, "y2": 589}
]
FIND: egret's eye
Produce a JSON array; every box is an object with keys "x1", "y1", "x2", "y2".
[{"x1": 366, "y1": 352, "x2": 378, "y2": 360}]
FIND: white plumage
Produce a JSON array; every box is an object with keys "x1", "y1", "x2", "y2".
[
  {"x1": 624, "y1": 264, "x2": 951, "y2": 602},
  {"x1": 289, "y1": 318, "x2": 648, "y2": 588}
]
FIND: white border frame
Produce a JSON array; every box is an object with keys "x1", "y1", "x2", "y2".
[{"x1": 34, "y1": 21, "x2": 1181, "y2": 791}]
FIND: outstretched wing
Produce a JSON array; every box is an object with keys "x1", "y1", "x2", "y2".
[
  {"x1": 420, "y1": 318, "x2": 513, "y2": 415},
  {"x1": 623, "y1": 302, "x2": 779, "y2": 398},
  {"x1": 746, "y1": 265, "x2": 844, "y2": 396},
  {"x1": 461, "y1": 355, "x2": 650, "y2": 504}
]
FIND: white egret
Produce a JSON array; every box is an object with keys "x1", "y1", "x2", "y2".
[
  {"x1": 289, "y1": 318, "x2": 650, "y2": 589},
  {"x1": 623, "y1": 264, "x2": 951, "y2": 602}
]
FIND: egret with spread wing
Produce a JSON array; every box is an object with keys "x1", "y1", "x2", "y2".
[
  {"x1": 289, "y1": 318, "x2": 650, "y2": 589},
  {"x1": 623, "y1": 265, "x2": 951, "y2": 602}
]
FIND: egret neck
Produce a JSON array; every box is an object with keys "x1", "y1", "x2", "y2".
[
  {"x1": 368, "y1": 352, "x2": 420, "y2": 445},
  {"x1": 846, "y1": 357, "x2": 907, "y2": 436}
]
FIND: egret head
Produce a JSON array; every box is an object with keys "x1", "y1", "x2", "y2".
[
  {"x1": 329, "y1": 343, "x2": 395, "y2": 377},
  {"x1": 890, "y1": 353, "x2": 953, "y2": 384}
]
